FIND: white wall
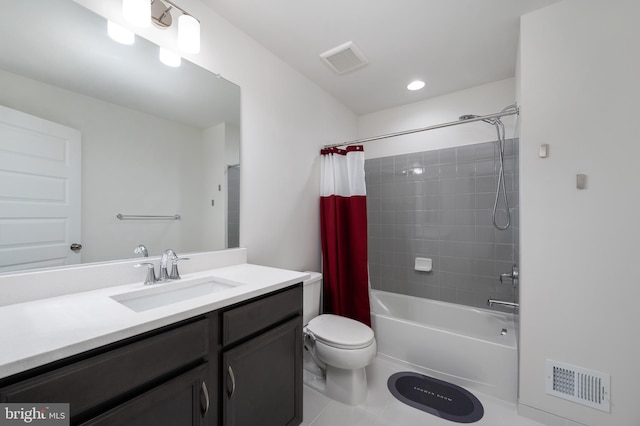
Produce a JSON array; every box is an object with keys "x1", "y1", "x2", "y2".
[
  {"x1": 75, "y1": 0, "x2": 358, "y2": 272},
  {"x1": 519, "y1": 1, "x2": 640, "y2": 425},
  {"x1": 358, "y1": 78, "x2": 517, "y2": 159}
]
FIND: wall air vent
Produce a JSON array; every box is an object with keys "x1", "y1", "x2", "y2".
[
  {"x1": 545, "y1": 359, "x2": 610, "y2": 412},
  {"x1": 320, "y1": 41, "x2": 369, "y2": 74}
]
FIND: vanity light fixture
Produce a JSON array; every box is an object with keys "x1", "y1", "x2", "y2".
[
  {"x1": 159, "y1": 46, "x2": 181, "y2": 67},
  {"x1": 123, "y1": 0, "x2": 151, "y2": 28},
  {"x1": 107, "y1": 20, "x2": 135, "y2": 45},
  {"x1": 122, "y1": 0, "x2": 201, "y2": 54},
  {"x1": 407, "y1": 80, "x2": 426, "y2": 91},
  {"x1": 178, "y1": 14, "x2": 200, "y2": 54}
]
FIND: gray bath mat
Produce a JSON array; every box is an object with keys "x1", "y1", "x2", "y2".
[{"x1": 387, "y1": 372, "x2": 484, "y2": 423}]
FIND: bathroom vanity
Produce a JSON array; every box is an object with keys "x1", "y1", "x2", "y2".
[{"x1": 0, "y1": 251, "x2": 305, "y2": 426}]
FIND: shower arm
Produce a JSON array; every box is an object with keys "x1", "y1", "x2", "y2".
[{"x1": 323, "y1": 106, "x2": 519, "y2": 149}]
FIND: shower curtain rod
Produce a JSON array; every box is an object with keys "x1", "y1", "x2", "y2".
[{"x1": 323, "y1": 107, "x2": 519, "y2": 149}]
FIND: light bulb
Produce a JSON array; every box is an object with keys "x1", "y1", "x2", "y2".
[
  {"x1": 159, "y1": 47, "x2": 181, "y2": 67},
  {"x1": 123, "y1": 0, "x2": 151, "y2": 28},
  {"x1": 178, "y1": 14, "x2": 200, "y2": 54},
  {"x1": 407, "y1": 80, "x2": 426, "y2": 91},
  {"x1": 107, "y1": 21, "x2": 135, "y2": 45}
]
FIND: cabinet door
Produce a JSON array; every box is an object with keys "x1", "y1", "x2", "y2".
[
  {"x1": 80, "y1": 363, "x2": 212, "y2": 426},
  {"x1": 223, "y1": 317, "x2": 302, "y2": 426},
  {"x1": 0, "y1": 319, "x2": 209, "y2": 421}
]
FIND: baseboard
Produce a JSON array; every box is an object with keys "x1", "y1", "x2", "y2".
[{"x1": 517, "y1": 403, "x2": 586, "y2": 426}]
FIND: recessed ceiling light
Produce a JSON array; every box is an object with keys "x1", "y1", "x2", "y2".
[{"x1": 407, "y1": 80, "x2": 426, "y2": 91}]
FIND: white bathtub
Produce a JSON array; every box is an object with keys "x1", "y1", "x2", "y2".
[{"x1": 370, "y1": 290, "x2": 518, "y2": 402}]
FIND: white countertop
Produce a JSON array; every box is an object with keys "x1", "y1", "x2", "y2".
[{"x1": 0, "y1": 263, "x2": 309, "y2": 380}]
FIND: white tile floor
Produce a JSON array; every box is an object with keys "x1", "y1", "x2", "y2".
[{"x1": 301, "y1": 357, "x2": 546, "y2": 426}]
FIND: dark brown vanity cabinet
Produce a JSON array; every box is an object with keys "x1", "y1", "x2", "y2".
[
  {"x1": 80, "y1": 363, "x2": 211, "y2": 426},
  {"x1": 0, "y1": 283, "x2": 303, "y2": 426},
  {"x1": 0, "y1": 317, "x2": 215, "y2": 425},
  {"x1": 220, "y1": 285, "x2": 303, "y2": 426}
]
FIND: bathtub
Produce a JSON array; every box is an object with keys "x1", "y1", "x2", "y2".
[{"x1": 370, "y1": 290, "x2": 518, "y2": 402}]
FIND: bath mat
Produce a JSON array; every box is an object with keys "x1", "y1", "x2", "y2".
[{"x1": 387, "y1": 372, "x2": 484, "y2": 423}]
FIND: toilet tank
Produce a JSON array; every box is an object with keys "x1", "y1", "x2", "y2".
[{"x1": 302, "y1": 272, "x2": 322, "y2": 325}]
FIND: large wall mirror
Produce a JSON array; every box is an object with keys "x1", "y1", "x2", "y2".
[{"x1": 0, "y1": 0, "x2": 241, "y2": 273}]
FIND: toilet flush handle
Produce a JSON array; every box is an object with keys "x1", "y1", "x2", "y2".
[{"x1": 304, "y1": 329, "x2": 316, "y2": 343}]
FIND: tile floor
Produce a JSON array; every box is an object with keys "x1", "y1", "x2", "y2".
[{"x1": 301, "y1": 357, "x2": 546, "y2": 426}]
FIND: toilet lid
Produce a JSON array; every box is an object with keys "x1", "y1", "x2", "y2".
[{"x1": 306, "y1": 314, "x2": 374, "y2": 349}]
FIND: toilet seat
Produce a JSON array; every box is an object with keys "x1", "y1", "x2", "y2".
[{"x1": 306, "y1": 314, "x2": 374, "y2": 349}]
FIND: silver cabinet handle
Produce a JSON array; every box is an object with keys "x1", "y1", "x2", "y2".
[
  {"x1": 227, "y1": 365, "x2": 236, "y2": 399},
  {"x1": 201, "y1": 381, "x2": 210, "y2": 417}
]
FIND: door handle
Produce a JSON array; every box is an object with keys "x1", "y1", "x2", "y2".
[
  {"x1": 70, "y1": 243, "x2": 82, "y2": 253},
  {"x1": 200, "y1": 380, "x2": 210, "y2": 417},
  {"x1": 227, "y1": 365, "x2": 236, "y2": 399}
]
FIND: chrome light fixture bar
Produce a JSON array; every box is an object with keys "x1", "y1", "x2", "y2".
[{"x1": 118, "y1": 0, "x2": 201, "y2": 55}]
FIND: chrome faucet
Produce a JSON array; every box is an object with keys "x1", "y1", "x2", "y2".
[
  {"x1": 488, "y1": 299, "x2": 519, "y2": 310},
  {"x1": 158, "y1": 249, "x2": 177, "y2": 282},
  {"x1": 135, "y1": 262, "x2": 157, "y2": 285},
  {"x1": 135, "y1": 249, "x2": 189, "y2": 285},
  {"x1": 169, "y1": 254, "x2": 189, "y2": 279}
]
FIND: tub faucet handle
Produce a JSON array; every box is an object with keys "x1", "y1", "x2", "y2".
[{"x1": 499, "y1": 265, "x2": 519, "y2": 286}]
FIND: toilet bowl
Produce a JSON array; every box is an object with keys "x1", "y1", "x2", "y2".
[{"x1": 302, "y1": 272, "x2": 377, "y2": 406}]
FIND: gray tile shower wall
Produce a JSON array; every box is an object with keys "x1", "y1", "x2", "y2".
[{"x1": 365, "y1": 139, "x2": 519, "y2": 310}]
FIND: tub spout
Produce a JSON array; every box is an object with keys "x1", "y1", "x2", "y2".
[{"x1": 488, "y1": 299, "x2": 519, "y2": 309}]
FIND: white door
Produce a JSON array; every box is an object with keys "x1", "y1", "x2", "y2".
[{"x1": 0, "y1": 105, "x2": 81, "y2": 272}]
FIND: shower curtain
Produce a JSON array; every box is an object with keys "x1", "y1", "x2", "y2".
[{"x1": 320, "y1": 145, "x2": 371, "y2": 326}]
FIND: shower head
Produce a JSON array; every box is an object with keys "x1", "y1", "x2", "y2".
[{"x1": 459, "y1": 110, "x2": 512, "y2": 231}]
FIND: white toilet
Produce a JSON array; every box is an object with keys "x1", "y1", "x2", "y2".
[{"x1": 302, "y1": 272, "x2": 377, "y2": 406}]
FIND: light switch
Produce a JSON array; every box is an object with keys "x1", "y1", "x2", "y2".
[
  {"x1": 539, "y1": 144, "x2": 549, "y2": 158},
  {"x1": 576, "y1": 174, "x2": 587, "y2": 190}
]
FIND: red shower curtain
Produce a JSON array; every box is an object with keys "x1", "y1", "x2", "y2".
[{"x1": 320, "y1": 145, "x2": 371, "y2": 326}]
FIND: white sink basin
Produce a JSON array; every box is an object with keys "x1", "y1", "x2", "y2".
[{"x1": 111, "y1": 278, "x2": 237, "y2": 313}]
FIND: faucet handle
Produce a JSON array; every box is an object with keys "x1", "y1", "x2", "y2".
[
  {"x1": 135, "y1": 262, "x2": 157, "y2": 285},
  {"x1": 499, "y1": 264, "x2": 519, "y2": 286},
  {"x1": 169, "y1": 257, "x2": 190, "y2": 280}
]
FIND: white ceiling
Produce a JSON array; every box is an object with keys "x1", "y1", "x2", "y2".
[{"x1": 201, "y1": 0, "x2": 561, "y2": 115}]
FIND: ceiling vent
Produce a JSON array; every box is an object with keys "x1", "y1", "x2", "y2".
[{"x1": 320, "y1": 41, "x2": 369, "y2": 74}]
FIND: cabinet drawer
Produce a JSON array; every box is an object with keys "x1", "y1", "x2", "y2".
[
  {"x1": 222, "y1": 284, "x2": 301, "y2": 346},
  {"x1": 80, "y1": 363, "x2": 210, "y2": 426},
  {"x1": 0, "y1": 319, "x2": 209, "y2": 420}
]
